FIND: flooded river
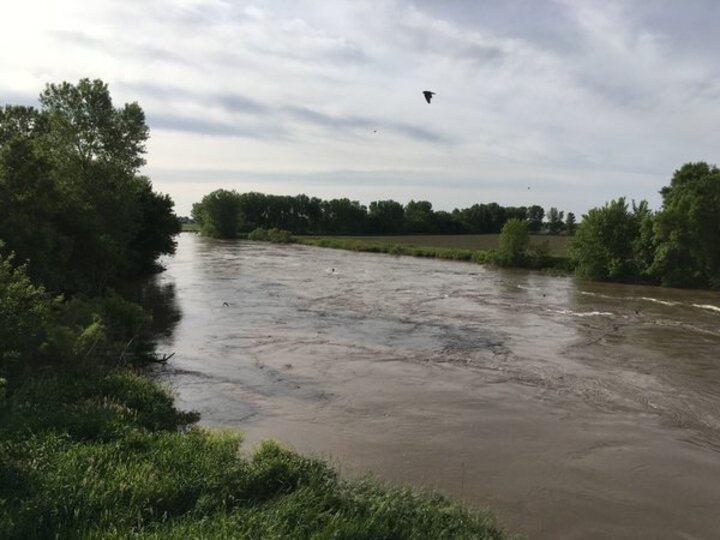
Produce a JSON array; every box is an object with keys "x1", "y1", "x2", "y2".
[{"x1": 151, "y1": 233, "x2": 720, "y2": 538}]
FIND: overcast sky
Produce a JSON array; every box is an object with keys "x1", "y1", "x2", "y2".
[{"x1": 2, "y1": 0, "x2": 719, "y2": 216}]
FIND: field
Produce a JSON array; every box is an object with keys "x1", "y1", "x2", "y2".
[{"x1": 301, "y1": 234, "x2": 571, "y2": 257}]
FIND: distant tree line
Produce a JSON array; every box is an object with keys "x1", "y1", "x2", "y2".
[
  {"x1": 571, "y1": 162, "x2": 720, "y2": 289},
  {"x1": 191, "y1": 190, "x2": 576, "y2": 238}
]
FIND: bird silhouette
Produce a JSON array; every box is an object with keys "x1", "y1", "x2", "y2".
[{"x1": 422, "y1": 91, "x2": 436, "y2": 104}]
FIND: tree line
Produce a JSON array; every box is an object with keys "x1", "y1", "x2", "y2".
[
  {"x1": 570, "y1": 162, "x2": 720, "y2": 289},
  {"x1": 191, "y1": 190, "x2": 577, "y2": 237}
]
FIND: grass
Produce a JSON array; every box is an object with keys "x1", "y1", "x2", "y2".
[
  {"x1": 301, "y1": 234, "x2": 570, "y2": 257},
  {"x1": 180, "y1": 223, "x2": 200, "y2": 232},
  {"x1": 0, "y1": 366, "x2": 506, "y2": 539},
  {"x1": 294, "y1": 234, "x2": 572, "y2": 272}
]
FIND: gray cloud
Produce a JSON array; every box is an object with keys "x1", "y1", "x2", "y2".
[
  {"x1": 147, "y1": 113, "x2": 284, "y2": 139},
  {"x1": 216, "y1": 93, "x2": 270, "y2": 115},
  {"x1": 284, "y1": 105, "x2": 450, "y2": 143}
]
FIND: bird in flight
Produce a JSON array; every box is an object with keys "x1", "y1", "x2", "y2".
[{"x1": 422, "y1": 90, "x2": 436, "y2": 104}]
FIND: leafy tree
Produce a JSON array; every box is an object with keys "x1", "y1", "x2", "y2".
[
  {"x1": 0, "y1": 80, "x2": 179, "y2": 294},
  {"x1": 496, "y1": 218, "x2": 529, "y2": 266},
  {"x1": 404, "y1": 200, "x2": 435, "y2": 233},
  {"x1": 547, "y1": 207, "x2": 564, "y2": 235},
  {"x1": 320, "y1": 198, "x2": 367, "y2": 234},
  {"x1": 127, "y1": 177, "x2": 181, "y2": 273},
  {"x1": 39, "y1": 79, "x2": 148, "y2": 174},
  {"x1": 192, "y1": 189, "x2": 242, "y2": 238},
  {"x1": 565, "y1": 212, "x2": 577, "y2": 235},
  {"x1": 527, "y1": 205, "x2": 544, "y2": 232},
  {"x1": 651, "y1": 162, "x2": 720, "y2": 288},
  {"x1": 368, "y1": 200, "x2": 404, "y2": 234},
  {"x1": 570, "y1": 198, "x2": 645, "y2": 282}
]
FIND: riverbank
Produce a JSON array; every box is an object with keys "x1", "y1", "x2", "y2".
[
  {"x1": 0, "y1": 363, "x2": 505, "y2": 538},
  {"x1": 294, "y1": 235, "x2": 573, "y2": 272}
]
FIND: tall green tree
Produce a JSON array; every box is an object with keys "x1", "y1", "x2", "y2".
[
  {"x1": 368, "y1": 200, "x2": 405, "y2": 234},
  {"x1": 570, "y1": 197, "x2": 646, "y2": 282},
  {"x1": 527, "y1": 205, "x2": 544, "y2": 232},
  {"x1": 192, "y1": 189, "x2": 242, "y2": 238},
  {"x1": 404, "y1": 200, "x2": 434, "y2": 233},
  {"x1": 546, "y1": 207, "x2": 564, "y2": 235},
  {"x1": 564, "y1": 212, "x2": 577, "y2": 235},
  {"x1": 0, "y1": 79, "x2": 179, "y2": 293},
  {"x1": 651, "y1": 162, "x2": 720, "y2": 288}
]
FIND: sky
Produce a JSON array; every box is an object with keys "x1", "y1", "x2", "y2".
[{"x1": 2, "y1": 0, "x2": 719, "y2": 217}]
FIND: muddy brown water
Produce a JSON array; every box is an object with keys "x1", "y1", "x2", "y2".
[{"x1": 150, "y1": 233, "x2": 720, "y2": 539}]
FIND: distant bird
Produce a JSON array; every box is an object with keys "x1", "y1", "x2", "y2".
[
  {"x1": 422, "y1": 90, "x2": 436, "y2": 104},
  {"x1": 222, "y1": 302, "x2": 230, "y2": 307},
  {"x1": 372, "y1": 130, "x2": 377, "y2": 133}
]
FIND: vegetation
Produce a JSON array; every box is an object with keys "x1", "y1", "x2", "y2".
[
  {"x1": 189, "y1": 189, "x2": 574, "y2": 238},
  {"x1": 248, "y1": 227, "x2": 294, "y2": 243},
  {"x1": 1, "y1": 80, "x2": 506, "y2": 538},
  {"x1": 571, "y1": 162, "x2": 720, "y2": 289},
  {"x1": 496, "y1": 218, "x2": 530, "y2": 266},
  {"x1": 0, "y1": 80, "x2": 180, "y2": 295}
]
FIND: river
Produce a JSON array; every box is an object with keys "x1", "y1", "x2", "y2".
[{"x1": 149, "y1": 233, "x2": 720, "y2": 538}]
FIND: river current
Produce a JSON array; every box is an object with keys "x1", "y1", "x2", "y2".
[{"x1": 150, "y1": 233, "x2": 720, "y2": 538}]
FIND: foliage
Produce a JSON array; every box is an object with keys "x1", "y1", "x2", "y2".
[
  {"x1": 404, "y1": 200, "x2": 435, "y2": 233},
  {"x1": 368, "y1": 199, "x2": 405, "y2": 233},
  {"x1": 650, "y1": 162, "x2": 720, "y2": 288},
  {"x1": 546, "y1": 207, "x2": 565, "y2": 235},
  {"x1": 0, "y1": 364, "x2": 504, "y2": 539},
  {"x1": 247, "y1": 228, "x2": 294, "y2": 243},
  {"x1": 570, "y1": 197, "x2": 650, "y2": 282},
  {"x1": 495, "y1": 218, "x2": 530, "y2": 266},
  {"x1": 527, "y1": 205, "x2": 544, "y2": 232},
  {"x1": 0, "y1": 250, "x2": 58, "y2": 373},
  {"x1": 191, "y1": 189, "x2": 242, "y2": 238},
  {"x1": 193, "y1": 191, "x2": 569, "y2": 237},
  {"x1": 0, "y1": 80, "x2": 180, "y2": 294},
  {"x1": 564, "y1": 212, "x2": 577, "y2": 235}
]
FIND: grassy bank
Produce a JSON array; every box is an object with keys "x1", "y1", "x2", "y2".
[
  {"x1": 294, "y1": 234, "x2": 572, "y2": 271},
  {"x1": 1, "y1": 365, "x2": 505, "y2": 539},
  {"x1": 301, "y1": 234, "x2": 570, "y2": 257}
]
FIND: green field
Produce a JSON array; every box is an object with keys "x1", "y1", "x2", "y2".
[{"x1": 301, "y1": 234, "x2": 570, "y2": 257}]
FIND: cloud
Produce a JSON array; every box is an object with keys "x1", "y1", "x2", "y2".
[
  {"x1": 2, "y1": 0, "x2": 719, "y2": 217},
  {"x1": 147, "y1": 113, "x2": 285, "y2": 139}
]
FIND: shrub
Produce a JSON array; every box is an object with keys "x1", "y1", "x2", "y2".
[{"x1": 496, "y1": 218, "x2": 529, "y2": 266}]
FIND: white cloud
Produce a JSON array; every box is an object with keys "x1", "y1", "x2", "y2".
[{"x1": 1, "y1": 0, "x2": 717, "y2": 216}]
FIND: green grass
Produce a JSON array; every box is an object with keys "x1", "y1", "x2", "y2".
[
  {"x1": 295, "y1": 235, "x2": 572, "y2": 272},
  {"x1": 0, "y1": 367, "x2": 506, "y2": 539},
  {"x1": 180, "y1": 223, "x2": 200, "y2": 232},
  {"x1": 301, "y1": 234, "x2": 570, "y2": 257}
]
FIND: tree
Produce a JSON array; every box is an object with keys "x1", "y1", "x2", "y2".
[
  {"x1": 127, "y1": 177, "x2": 181, "y2": 273},
  {"x1": 570, "y1": 197, "x2": 645, "y2": 282},
  {"x1": 564, "y1": 212, "x2": 577, "y2": 235},
  {"x1": 404, "y1": 200, "x2": 434, "y2": 233},
  {"x1": 0, "y1": 80, "x2": 179, "y2": 294},
  {"x1": 192, "y1": 189, "x2": 242, "y2": 238},
  {"x1": 39, "y1": 79, "x2": 148, "y2": 174},
  {"x1": 651, "y1": 162, "x2": 720, "y2": 288},
  {"x1": 496, "y1": 218, "x2": 529, "y2": 266},
  {"x1": 547, "y1": 207, "x2": 564, "y2": 235},
  {"x1": 320, "y1": 198, "x2": 367, "y2": 234},
  {"x1": 527, "y1": 205, "x2": 544, "y2": 232},
  {"x1": 368, "y1": 200, "x2": 405, "y2": 234}
]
